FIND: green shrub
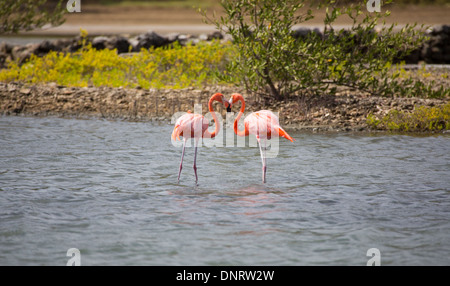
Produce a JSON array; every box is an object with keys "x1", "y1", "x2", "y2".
[
  {"x1": 203, "y1": 0, "x2": 435, "y2": 99},
  {"x1": 0, "y1": 39, "x2": 235, "y2": 89},
  {"x1": 0, "y1": 0, "x2": 65, "y2": 34},
  {"x1": 367, "y1": 103, "x2": 450, "y2": 132}
]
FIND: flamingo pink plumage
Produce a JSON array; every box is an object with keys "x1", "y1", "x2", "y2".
[
  {"x1": 171, "y1": 93, "x2": 230, "y2": 184},
  {"x1": 229, "y1": 93, "x2": 294, "y2": 183}
]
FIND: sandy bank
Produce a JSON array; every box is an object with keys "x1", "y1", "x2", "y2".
[{"x1": 21, "y1": 4, "x2": 450, "y2": 36}]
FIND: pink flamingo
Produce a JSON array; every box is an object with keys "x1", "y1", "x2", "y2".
[
  {"x1": 171, "y1": 93, "x2": 230, "y2": 184},
  {"x1": 228, "y1": 93, "x2": 295, "y2": 183}
]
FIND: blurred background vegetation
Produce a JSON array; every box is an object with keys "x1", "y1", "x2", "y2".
[{"x1": 43, "y1": 0, "x2": 450, "y2": 6}]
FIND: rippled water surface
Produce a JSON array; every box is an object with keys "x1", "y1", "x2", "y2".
[{"x1": 0, "y1": 116, "x2": 449, "y2": 265}]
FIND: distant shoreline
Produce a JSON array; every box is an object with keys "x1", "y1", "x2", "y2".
[
  {"x1": 7, "y1": 3, "x2": 450, "y2": 37},
  {"x1": 11, "y1": 23, "x2": 446, "y2": 38}
]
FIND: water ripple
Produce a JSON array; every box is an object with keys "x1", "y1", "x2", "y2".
[{"x1": 0, "y1": 116, "x2": 449, "y2": 265}]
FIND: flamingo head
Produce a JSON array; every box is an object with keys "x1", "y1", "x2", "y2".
[
  {"x1": 212, "y1": 92, "x2": 231, "y2": 112},
  {"x1": 228, "y1": 93, "x2": 244, "y2": 108}
]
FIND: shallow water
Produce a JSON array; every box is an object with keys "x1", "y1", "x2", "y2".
[{"x1": 0, "y1": 115, "x2": 449, "y2": 265}]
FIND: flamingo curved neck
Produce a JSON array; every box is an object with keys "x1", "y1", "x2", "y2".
[
  {"x1": 205, "y1": 97, "x2": 220, "y2": 139},
  {"x1": 234, "y1": 96, "x2": 247, "y2": 137}
]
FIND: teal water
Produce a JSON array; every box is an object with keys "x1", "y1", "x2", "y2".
[{"x1": 0, "y1": 115, "x2": 449, "y2": 265}]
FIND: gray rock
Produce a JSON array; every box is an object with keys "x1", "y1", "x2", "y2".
[
  {"x1": 292, "y1": 27, "x2": 322, "y2": 40},
  {"x1": 67, "y1": 37, "x2": 84, "y2": 52},
  {"x1": 176, "y1": 34, "x2": 197, "y2": 46},
  {"x1": 52, "y1": 38, "x2": 74, "y2": 52},
  {"x1": 166, "y1": 33, "x2": 181, "y2": 43},
  {"x1": 36, "y1": 40, "x2": 60, "y2": 56},
  {"x1": 207, "y1": 31, "x2": 224, "y2": 40},
  {"x1": 92, "y1": 36, "x2": 109, "y2": 50},
  {"x1": 198, "y1": 33, "x2": 209, "y2": 41},
  {"x1": 0, "y1": 42, "x2": 13, "y2": 54},
  {"x1": 11, "y1": 44, "x2": 37, "y2": 64},
  {"x1": 135, "y1": 31, "x2": 170, "y2": 50},
  {"x1": 128, "y1": 38, "x2": 139, "y2": 52},
  {"x1": 106, "y1": 36, "x2": 132, "y2": 53}
]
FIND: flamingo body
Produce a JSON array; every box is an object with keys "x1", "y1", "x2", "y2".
[
  {"x1": 244, "y1": 110, "x2": 294, "y2": 142},
  {"x1": 229, "y1": 94, "x2": 294, "y2": 183},
  {"x1": 172, "y1": 93, "x2": 229, "y2": 184},
  {"x1": 171, "y1": 112, "x2": 209, "y2": 141}
]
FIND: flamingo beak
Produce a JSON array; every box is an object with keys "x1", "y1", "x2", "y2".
[
  {"x1": 226, "y1": 102, "x2": 232, "y2": 112},
  {"x1": 228, "y1": 97, "x2": 234, "y2": 110},
  {"x1": 224, "y1": 99, "x2": 232, "y2": 112}
]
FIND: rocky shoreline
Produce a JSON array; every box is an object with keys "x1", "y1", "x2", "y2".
[
  {"x1": 1, "y1": 25, "x2": 450, "y2": 68},
  {"x1": 1, "y1": 81, "x2": 448, "y2": 133}
]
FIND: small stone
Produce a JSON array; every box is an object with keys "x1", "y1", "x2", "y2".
[{"x1": 19, "y1": 88, "x2": 31, "y2": 94}]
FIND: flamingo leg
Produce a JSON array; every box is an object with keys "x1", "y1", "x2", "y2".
[
  {"x1": 258, "y1": 138, "x2": 267, "y2": 183},
  {"x1": 193, "y1": 139, "x2": 199, "y2": 184},
  {"x1": 177, "y1": 138, "x2": 187, "y2": 183},
  {"x1": 263, "y1": 139, "x2": 267, "y2": 183}
]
